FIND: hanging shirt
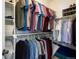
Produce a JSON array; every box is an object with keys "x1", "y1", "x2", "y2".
[
  {"x1": 39, "y1": 39, "x2": 49, "y2": 59},
  {"x1": 37, "y1": 15, "x2": 42, "y2": 32},
  {"x1": 61, "y1": 20, "x2": 66, "y2": 43},
  {"x1": 15, "y1": 40, "x2": 29, "y2": 59},
  {"x1": 33, "y1": 40, "x2": 39, "y2": 59},
  {"x1": 38, "y1": 40, "x2": 45, "y2": 59},
  {"x1": 35, "y1": 2, "x2": 39, "y2": 13},
  {"x1": 35, "y1": 14, "x2": 39, "y2": 31},
  {"x1": 27, "y1": 0, "x2": 32, "y2": 29},
  {"x1": 43, "y1": 38, "x2": 52, "y2": 59},
  {"x1": 25, "y1": 40, "x2": 30, "y2": 59},
  {"x1": 41, "y1": 5, "x2": 48, "y2": 17},
  {"x1": 29, "y1": 40, "x2": 36, "y2": 59},
  {"x1": 41, "y1": 40, "x2": 48, "y2": 59},
  {"x1": 31, "y1": 2, "x2": 41, "y2": 32},
  {"x1": 32, "y1": 2, "x2": 43, "y2": 32},
  {"x1": 31, "y1": 12, "x2": 36, "y2": 32},
  {"x1": 71, "y1": 19, "x2": 76, "y2": 46},
  {"x1": 41, "y1": 5, "x2": 48, "y2": 31},
  {"x1": 63, "y1": 21, "x2": 69, "y2": 44},
  {"x1": 61, "y1": 20, "x2": 72, "y2": 44},
  {"x1": 19, "y1": 0, "x2": 26, "y2": 7},
  {"x1": 49, "y1": 16, "x2": 54, "y2": 31},
  {"x1": 35, "y1": 40, "x2": 42, "y2": 55},
  {"x1": 30, "y1": 0, "x2": 36, "y2": 32},
  {"x1": 21, "y1": 0, "x2": 29, "y2": 31},
  {"x1": 27, "y1": 6, "x2": 31, "y2": 29},
  {"x1": 25, "y1": 0, "x2": 28, "y2": 8},
  {"x1": 42, "y1": 16, "x2": 45, "y2": 31},
  {"x1": 38, "y1": 3, "x2": 44, "y2": 31},
  {"x1": 34, "y1": 2, "x2": 40, "y2": 31},
  {"x1": 56, "y1": 20, "x2": 62, "y2": 41},
  {"x1": 43, "y1": 16, "x2": 49, "y2": 32},
  {"x1": 31, "y1": 40, "x2": 37, "y2": 59},
  {"x1": 37, "y1": 2, "x2": 42, "y2": 15},
  {"x1": 22, "y1": 7, "x2": 27, "y2": 31},
  {"x1": 28, "y1": 0, "x2": 32, "y2": 5},
  {"x1": 15, "y1": 2, "x2": 24, "y2": 29},
  {"x1": 67, "y1": 20, "x2": 72, "y2": 44}
]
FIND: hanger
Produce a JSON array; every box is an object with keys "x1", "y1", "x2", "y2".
[{"x1": 35, "y1": 34, "x2": 41, "y2": 41}]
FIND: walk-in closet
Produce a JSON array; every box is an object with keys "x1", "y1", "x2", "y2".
[{"x1": 3, "y1": 0, "x2": 76, "y2": 59}]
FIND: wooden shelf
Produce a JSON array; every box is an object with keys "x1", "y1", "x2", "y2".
[
  {"x1": 53, "y1": 40, "x2": 76, "y2": 50},
  {"x1": 5, "y1": 20, "x2": 14, "y2": 25}
]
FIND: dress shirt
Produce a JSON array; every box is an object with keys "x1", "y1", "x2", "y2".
[
  {"x1": 43, "y1": 16, "x2": 49, "y2": 32},
  {"x1": 27, "y1": 6, "x2": 31, "y2": 29},
  {"x1": 28, "y1": 40, "x2": 36, "y2": 59},
  {"x1": 56, "y1": 20, "x2": 62, "y2": 41},
  {"x1": 15, "y1": 40, "x2": 27, "y2": 59},
  {"x1": 61, "y1": 20, "x2": 66, "y2": 43},
  {"x1": 28, "y1": 0, "x2": 32, "y2": 5},
  {"x1": 19, "y1": 0, "x2": 25, "y2": 7},
  {"x1": 42, "y1": 40, "x2": 48, "y2": 59},
  {"x1": 72, "y1": 19, "x2": 76, "y2": 46},
  {"x1": 33, "y1": 40, "x2": 39, "y2": 59},
  {"x1": 43, "y1": 38, "x2": 52, "y2": 59},
  {"x1": 15, "y1": 2, "x2": 24, "y2": 29},
  {"x1": 67, "y1": 20, "x2": 72, "y2": 44},
  {"x1": 34, "y1": 12, "x2": 38, "y2": 32}
]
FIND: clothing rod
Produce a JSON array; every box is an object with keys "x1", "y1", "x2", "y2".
[
  {"x1": 16, "y1": 32, "x2": 53, "y2": 37},
  {"x1": 15, "y1": 32, "x2": 53, "y2": 43},
  {"x1": 55, "y1": 14, "x2": 76, "y2": 21}
]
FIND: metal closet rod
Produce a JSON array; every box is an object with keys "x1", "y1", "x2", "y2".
[
  {"x1": 16, "y1": 32, "x2": 53, "y2": 37},
  {"x1": 55, "y1": 14, "x2": 76, "y2": 20},
  {"x1": 15, "y1": 32, "x2": 53, "y2": 43}
]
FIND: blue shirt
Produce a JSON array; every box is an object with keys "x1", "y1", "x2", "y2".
[
  {"x1": 22, "y1": 0, "x2": 28, "y2": 31},
  {"x1": 28, "y1": 40, "x2": 36, "y2": 59}
]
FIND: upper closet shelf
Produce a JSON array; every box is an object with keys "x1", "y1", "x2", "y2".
[
  {"x1": 53, "y1": 40, "x2": 76, "y2": 50},
  {"x1": 5, "y1": 1, "x2": 14, "y2": 6}
]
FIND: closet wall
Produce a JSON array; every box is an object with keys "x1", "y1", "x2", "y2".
[{"x1": 35, "y1": 0, "x2": 75, "y2": 18}]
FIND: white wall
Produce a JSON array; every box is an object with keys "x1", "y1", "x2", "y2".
[{"x1": 36, "y1": 0, "x2": 76, "y2": 18}]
